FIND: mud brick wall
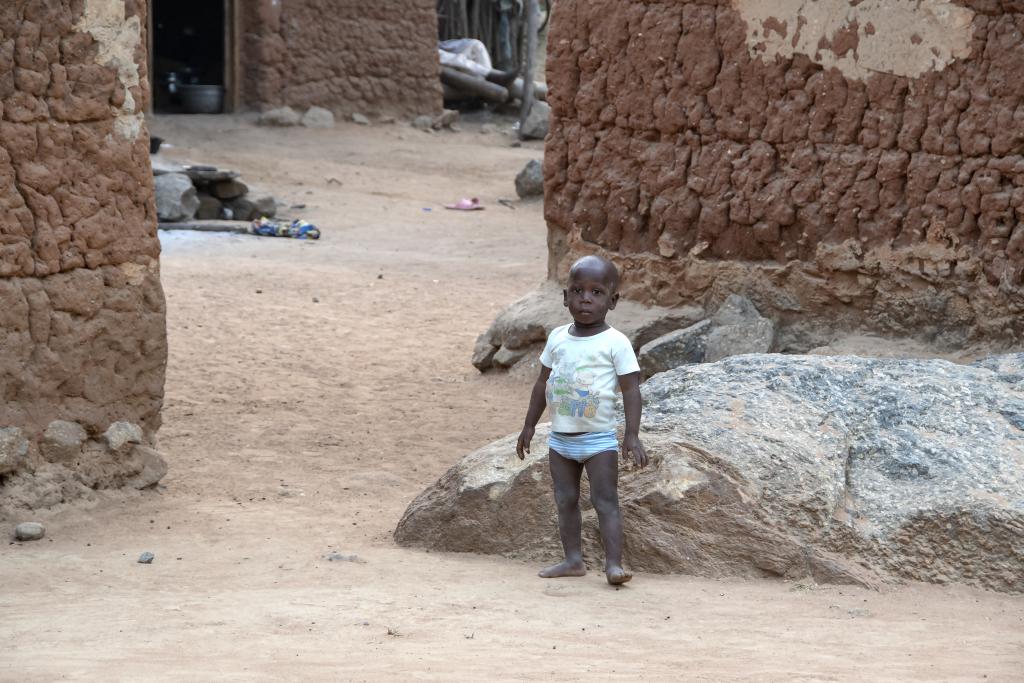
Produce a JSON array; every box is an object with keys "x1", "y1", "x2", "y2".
[
  {"x1": 240, "y1": 0, "x2": 442, "y2": 118},
  {"x1": 0, "y1": 0, "x2": 166, "y2": 507},
  {"x1": 544, "y1": 0, "x2": 1024, "y2": 348}
]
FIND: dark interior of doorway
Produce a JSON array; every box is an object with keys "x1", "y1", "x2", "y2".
[{"x1": 152, "y1": 0, "x2": 225, "y2": 112}]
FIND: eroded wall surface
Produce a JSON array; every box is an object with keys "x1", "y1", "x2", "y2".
[
  {"x1": 0, "y1": 0, "x2": 166, "y2": 510},
  {"x1": 545, "y1": 0, "x2": 1024, "y2": 348},
  {"x1": 241, "y1": 0, "x2": 442, "y2": 117}
]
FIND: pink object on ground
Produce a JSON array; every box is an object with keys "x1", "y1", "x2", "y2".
[{"x1": 444, "y1": 197, "x2": 485, "y2": 211}]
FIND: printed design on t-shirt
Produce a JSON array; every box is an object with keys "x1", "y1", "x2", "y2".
[{"x1": 547, "y1": 351, "x2": 601, "y2": 420}]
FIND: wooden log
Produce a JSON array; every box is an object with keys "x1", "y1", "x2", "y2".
[
  {"x1": 440, "y1": 67, "x2": 510, "y2": 103},
  {"x1": 158, "y1": 220, "x2": 251, "y2": 234},
  {"x1": 519, "y1": 0, "x2": 539, "y2": 138},
  {"x1": 508, "y1": 78, "x2": 548, "y2": 103}
]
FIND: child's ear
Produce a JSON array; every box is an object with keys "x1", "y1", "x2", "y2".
[
  {"x1": 608, "y1": 291, "x2": 620, "y2": 309},
  {"x1": 563, "y1": 288, "x2": 569, "y2": 307}
]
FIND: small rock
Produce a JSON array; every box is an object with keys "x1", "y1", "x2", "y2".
[
  {"x1": 138, "y1": 552, "x2": 155, "y2": 564},
  {"x1": 492, "y1": 344, "x2": 529, "y2": 368},
  {"x1": 150, "y1": 155, "x2": 186, "y2": 176},
  {"x1": 472, "y1": 333, "x2": 499, "y2": 371},
  {"x1": 480, "y1": 123, "x2": 499, "y2": 135},
  {"x1": 411, "y1": 115, "x2": 433, "y2": 130},
  {"x1": 638, "y1": 320, "x2": 712, "y2": 378},
  {"x1": 104, "y1": 421, "x2": 143, "y2": 453},
  {"x1": 15, "y1": 522, "x2": 45, "y2": 542},
  {"x1": 0, "y1": 427, "x2": 29, "y2": 475},
  {"x1": 520, "y1": 100, "x2": 550, "y2": 140},
  {"x1": 704, "y1": 296, "x2": 775, "y2": 363},
  {"x1": 712, "y1": 294, "x2": 765, "y2": 327},
  {"x1": 704, "y1": 320, "x2": 775, "y2": 363},
  {"x1": 515, "y1": 159, "x2": 544, "y2": 198},
  {"x1": 301, "y1": 106, "x2": 336, "y2": 128},
  {"x1": 154, "y1": 173, "x2": 199, "y2": 222},
  {"x1": 183, "y1": 166, "x2": 239, "y2": 184},
  {"x1": 195, "y1": 193, "x2": 222, "y2": 220},
  {"x1": 226, "y1": 197, "x2": 257, "y2": 221},
  {"x1": 40, "y1": 420, "x2": 88, "y2": 462},
  {"x1": 251, "y1": 195, "x2": 278, "y2": 219},
  {"x1": 258, "y1": 106, "x2": 301, "y2": 126},
  {"x1": 432, "y1": 109, "x2": 459, "y2": 130},
  {"x1": 350, "y1": 112, "x2": 370, "y2": 126},
  {"x1": 127, "y1": 446, "x2": 169, "y2": 490},
  {"x1": 210, "y1": 179, "x2": 248, "y2": 200}
]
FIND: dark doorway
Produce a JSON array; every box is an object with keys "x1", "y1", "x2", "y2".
[{"x1": 151, "y1": 0, "x2": 229, "y2": 113}]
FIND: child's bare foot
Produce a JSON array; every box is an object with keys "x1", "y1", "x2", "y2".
[
  {"x1": 605, "y1": 565, "x2": 632, "y2": 585},
  {"x1": 538, "y1": 560, "x2": 587, "y2": 578}
]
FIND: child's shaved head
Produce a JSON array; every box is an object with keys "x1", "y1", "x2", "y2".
[{"x1": 568, "y1": 255, "x2": 620, "y2": 292}]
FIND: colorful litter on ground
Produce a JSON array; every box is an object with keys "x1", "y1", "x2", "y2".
[{"x1": 251, "y1": 217, "x2": 321, "y2": 239}]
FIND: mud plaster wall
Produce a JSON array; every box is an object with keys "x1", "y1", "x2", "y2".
[
  {"x1": 544, "y1": 0, "x2": 1024, "y2": 348},
  {"x1": 240, "y1": 0, "x2": 442, "y2": 118},
  {"x1": 0, "y1": 1, "x2": 166, "y2": 497}
]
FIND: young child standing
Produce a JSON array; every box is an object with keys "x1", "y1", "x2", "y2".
[{"x1": 516, "y1": 255, "x2": 648, "y2": 585}]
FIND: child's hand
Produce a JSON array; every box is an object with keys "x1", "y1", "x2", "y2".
[
  {"x1": 516, "y1": 426, "x2": 535, "y2": 460},
  {"x1": 622, "y1": 434, "x2": 648, "y2": 468}
]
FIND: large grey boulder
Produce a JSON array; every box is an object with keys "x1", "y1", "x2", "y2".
[
  {"x1": 473, "y1": 280, "x2": 703, "y2": 372},
  {"x1": 154, "y1": 173, "x2": 199, "y2": 222},
  {"x1": 396, "y1": 353, "x2": 1024, "y2": 593},
  {"x1": 520, "y1": 100, "x2": 550, "y2": 140},
  {"x1": 638, "y1": 320, "x2": 711, "y2": 378},
  {"x1": 515, "y1": 159, "x2": 544, "y2": 198}
]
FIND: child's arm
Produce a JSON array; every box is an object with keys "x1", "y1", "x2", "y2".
[
  {"x1": 516, "y1": 365, "x2": 552, "y2": 459},
  {"x1": 618, "y1": 372, "x2": 648, "y2": 468}
]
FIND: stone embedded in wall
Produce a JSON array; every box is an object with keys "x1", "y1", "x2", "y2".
[{"x1": 544, "y1": 0, "x2": 1024, "y2": 347}]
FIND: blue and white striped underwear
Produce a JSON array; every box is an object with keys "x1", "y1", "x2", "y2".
[{"x1": 548, "y1": 431, "x2": 618, "y2": 463}]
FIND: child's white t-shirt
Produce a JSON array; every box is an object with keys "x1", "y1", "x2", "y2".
[{"x1": 539, "y1": 324, "x2": 640, "y2": 433}]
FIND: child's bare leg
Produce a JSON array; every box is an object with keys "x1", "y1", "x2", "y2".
[
  {"x1": 585, "y1": 451, "x2": 632, "y2": 585},
  {"x1": 539, "y1": 450, "x2": 587, "y2": 578}
]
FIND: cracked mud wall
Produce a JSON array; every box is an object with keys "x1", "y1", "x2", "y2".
[
  {"x1": 240, "y1": 0, "x2": 442, "y2": 117},
  {"x1": 545, "y1": 0, "x2": 1024, "y2": 348},
  {"x1": 0, "y1": 1, "x2": 166, "y2": 508}
]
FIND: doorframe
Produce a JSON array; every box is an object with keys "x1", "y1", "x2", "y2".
[{"x1": 146, "y1": 0, "x2": 240, "y2": 113}]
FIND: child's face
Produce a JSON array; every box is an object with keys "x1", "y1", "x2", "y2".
[{"x1": 563, "y1": 270, "x2": 619, "y2": 326}]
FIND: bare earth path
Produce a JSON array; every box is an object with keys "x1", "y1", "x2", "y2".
[{"x1": 2, "y1": 116, "x2": 1022, "y2": 681}]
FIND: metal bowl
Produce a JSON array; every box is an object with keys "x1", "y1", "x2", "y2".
[{"x1": 179, "y1": 85, "x2": 224, "y2": 114}]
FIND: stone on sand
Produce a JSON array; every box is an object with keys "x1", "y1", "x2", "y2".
[
  {"x1": 397, "y1": 353, "x2": 1024, "y2": 593},
  {"x1": 15, "y1": 522, "x2": 45, "y2": 541}
]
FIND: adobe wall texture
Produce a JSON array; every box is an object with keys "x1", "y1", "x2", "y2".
[
  {"x1": 0, "y1": 0, "x2": 167, "y2": 512},
  {"x1": 544, "y1": 0, "x2": 1024, "y2": 349},
  {"x1": 240, "y1": 0, "x2": 442, "y2": 118}
]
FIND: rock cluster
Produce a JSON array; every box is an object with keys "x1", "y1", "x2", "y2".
[
  {"x1": 258, "y1": 106, "x2": 337, "y2": 128},
  {"x1": 472, "y1": 281, "x2": 703, "y2": 371},
  {"x1": 0, "y1": 420, "x2": 168, "y2": 514},
  {"x1": 152, "y1": 159, "x2": 277, "y2": 223},
  {"x1": 397, "y1": 353, "x2": 1024, "y2": 593}
]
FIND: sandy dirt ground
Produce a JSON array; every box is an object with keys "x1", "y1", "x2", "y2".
[{"x1": 2, "y1": 115, "x2": 1023, "y2": 682}]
